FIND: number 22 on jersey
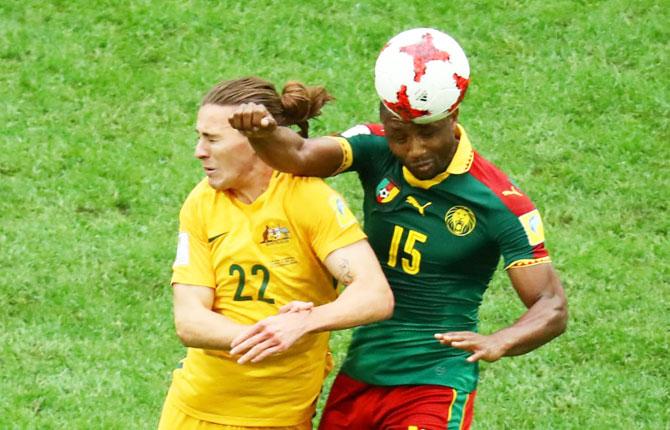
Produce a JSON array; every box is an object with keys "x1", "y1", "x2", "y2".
[
  {"x1": 229, "y1": 264, "x2": 274, "y2": 303},
  {"x1": 387, "y1": 225, "x2": 427, "y2": 275}
]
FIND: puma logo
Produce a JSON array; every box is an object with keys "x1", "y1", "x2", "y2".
[
  {"x1": 502, "y1": 186, "x2": 523, "y2": 197},
  {"x1": 406, "y1": 196, "x2": 432, "y2": 215}
]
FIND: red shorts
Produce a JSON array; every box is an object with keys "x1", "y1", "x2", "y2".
[{"x1": 318, "y1": 373, "x2": 476, "y2": 430}]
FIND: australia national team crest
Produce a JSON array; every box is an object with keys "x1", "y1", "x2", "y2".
[
  {"x1": 260, "y1": 223, "x2": 291, "y2": 245},
  {"x1": 445, "y1": 206, "x2": 476, "y2": 236},
  {"x1": 376, "y1": 178, "x2": 400, "y2": 204}
]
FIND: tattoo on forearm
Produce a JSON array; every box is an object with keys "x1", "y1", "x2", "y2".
[{"x1": 337, "y1": 259, "x2": 354, "y2": 286}]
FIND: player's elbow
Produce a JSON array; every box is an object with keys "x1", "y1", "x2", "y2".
[
  {"x1": 353, "y1": 276, "x2": 394, "y2": 323},
  {"x1": 374, "y1": 278, "x2": 395, "y2": 321},
  {"x1": 383, "y1": 284, "x2": 395, "y2": 320},
  {"x1": 174, "y1": 316, "x2": 197, "y2": 347},
  {"x1": 555, "y1": 296, "x2": 568, "y2": 336},
  {"x1": 550, "y1": 289, "x2": 568, "y2": 337}
]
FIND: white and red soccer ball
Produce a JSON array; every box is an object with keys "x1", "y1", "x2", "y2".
[{"x1": 375, "y1": 28, "x2": 470, "y2": 124}]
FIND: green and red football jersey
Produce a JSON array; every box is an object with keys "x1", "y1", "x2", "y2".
[{"x1": 330, "y1": 124, "x2": 550, "y2": 392}]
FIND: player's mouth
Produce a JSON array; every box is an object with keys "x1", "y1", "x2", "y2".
[
  {"x1": 407, "y1": 158, "x2": 444, "y2": 180},
  {"x1": 203, "y1": 167, "x2": 216, "y2": 175},
  {"x1": 409, "y1": 159, "x2": 435, "y2": 173}
]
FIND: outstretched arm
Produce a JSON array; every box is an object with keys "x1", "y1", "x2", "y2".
[
  {"x1": 435, "y1": 263, "x2": 567, "y2": 362},
  {"x1": 172, "y1": 283, "x2": 247, "y2": 350},
  {"x1": 228, "y1": 102, "x2": 344, "y2": 177},
  {"x1": 229, "y1": 240, "x2": 394, "y2": 363}
]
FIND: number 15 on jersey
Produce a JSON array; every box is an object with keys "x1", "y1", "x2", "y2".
[{"x1": 387, "y1": 225, "x2": 427, "y2": 275}]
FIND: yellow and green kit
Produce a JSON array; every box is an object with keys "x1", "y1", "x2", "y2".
[{"x1": 166, "y1": 173, "x2": 365, "y2": 427}]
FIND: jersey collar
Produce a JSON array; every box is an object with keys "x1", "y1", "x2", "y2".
[{"x1": 402, "y1": 124, "x2": 474, "y2": 189}]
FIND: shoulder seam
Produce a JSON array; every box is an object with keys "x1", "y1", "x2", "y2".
[{"x1": 469, "y1": 152, "x2": 535, "y2": 217}]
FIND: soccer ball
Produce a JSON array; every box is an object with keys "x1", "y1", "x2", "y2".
[{"x1": 375, "y1": 28, "x2": 470, "y2": 124}]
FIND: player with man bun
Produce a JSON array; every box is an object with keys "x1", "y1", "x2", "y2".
[
  {"x1": 230, "y1": 28, "x2": 568, "y2": 429},
  {"x1": 158, "y1": 76, "x2": 393, "y2": 430}
]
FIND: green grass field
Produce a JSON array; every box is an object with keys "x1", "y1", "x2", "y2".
[{"x1": 1, "y1": 0, "x2": 668, "y2": 428}]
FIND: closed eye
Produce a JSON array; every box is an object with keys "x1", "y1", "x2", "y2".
[
  {"x1": 419, "y1": 127, "x2": 439, "y2": 138},
  {"x1": 388, "y1": 132, "x2": 408, "y2": 144},
  {"x1": 196, "y1": 131, "x2": 223, "y2": 144}
]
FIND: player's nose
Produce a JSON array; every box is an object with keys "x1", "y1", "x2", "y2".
[
  {"x1": 194, "y1": 139, "x2": 210, "y2": 159},
  {"x1": 406, "y1": 136, "x2": 427, "y2": 159}
]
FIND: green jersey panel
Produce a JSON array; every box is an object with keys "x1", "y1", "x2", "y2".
[{"x1": 338, "y1": 124, "x2": 550, "y2": 392}]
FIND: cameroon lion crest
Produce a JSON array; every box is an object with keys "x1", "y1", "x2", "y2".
[{"x1": 445, "y1": 206, "x2": 476, "y2": 236}]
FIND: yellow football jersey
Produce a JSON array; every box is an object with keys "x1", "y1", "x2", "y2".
[{"x1": 167, "y1": 172, "x2": 366, "y2": 427}]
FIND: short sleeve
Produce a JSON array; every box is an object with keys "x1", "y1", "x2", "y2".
[
  {"x1": 333, "y1": 124, "x2": 392, "y2": 176},
  {"x1": 289, "y1": 178, "x2": 367, "y2": 262},
  {"x1": 497, "y1": 208, "x2": 551, "y2": 270},
  {"x1": 171, "y1": 189, "x2": 216, "y2": 288}
]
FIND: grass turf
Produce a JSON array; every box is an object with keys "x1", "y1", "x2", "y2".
[{"x1": 1, "y1": 0, "x2": 668, "y2": 428}]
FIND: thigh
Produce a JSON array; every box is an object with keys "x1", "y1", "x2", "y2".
[
  {"x1": 446, "y1": 389, "x2": 476, "y2": 430},
  {"x1": 318, "y1": 373, "x2": 376, "y2": 430},
  {"x1": 381, "y1": 386, "x2": 477, "y2": 430}
]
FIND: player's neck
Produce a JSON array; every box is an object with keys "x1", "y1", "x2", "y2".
[{"x1": 230, "y1": 163, "x2": 274, "y2": 204}]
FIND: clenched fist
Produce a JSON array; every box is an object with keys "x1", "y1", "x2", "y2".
[{"x1": 228, "y1": 103, "x2": 278, "y2": 138}]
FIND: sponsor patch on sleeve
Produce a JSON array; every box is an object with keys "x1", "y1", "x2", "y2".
[
  {"x1": 518, "y1": 209, "x2": 545, "y2": 246},
  {"x1": 330, "y1": 194, "x2": 357, "y2": 228},
  {"x1": 174, "y1": 232, "x2": 189, "y2": 266}
]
